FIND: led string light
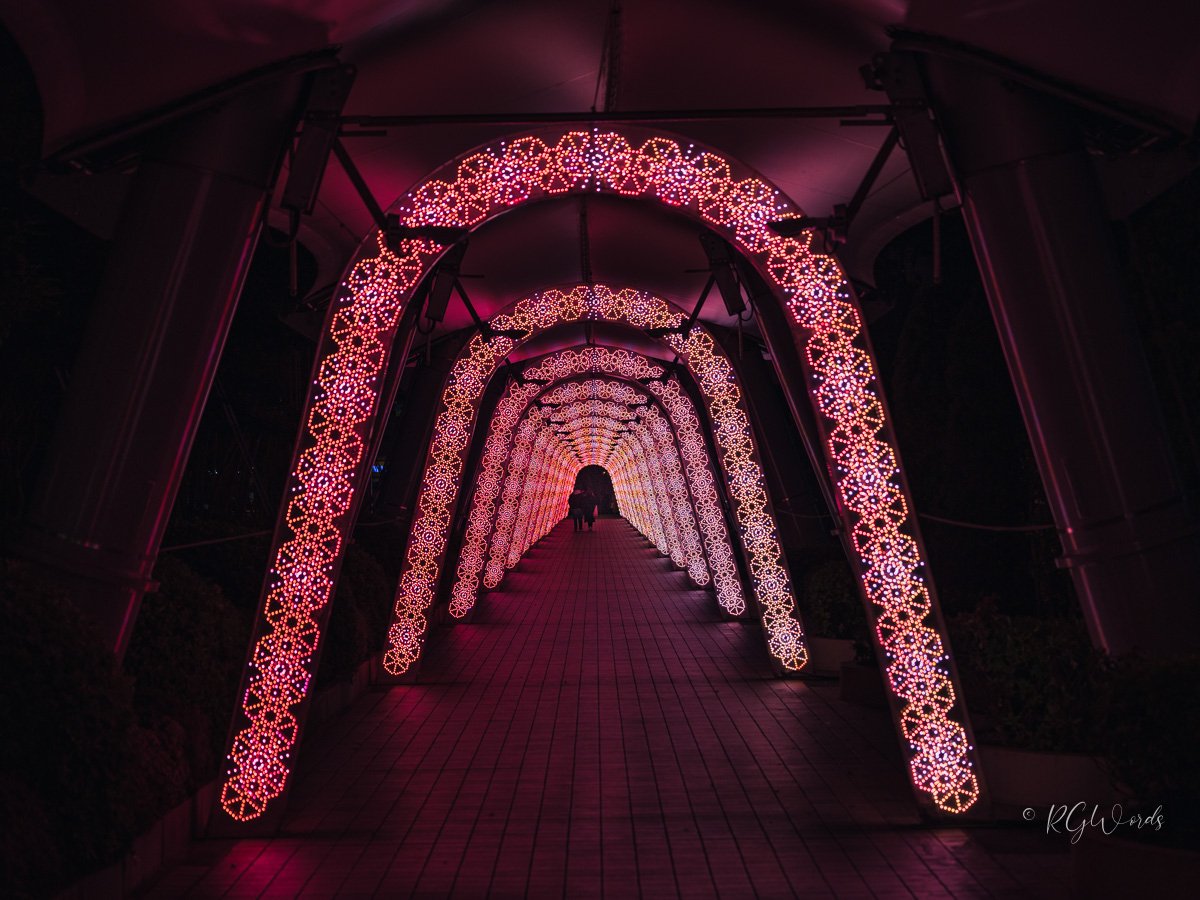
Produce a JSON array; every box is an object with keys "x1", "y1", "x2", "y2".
[
  {"x1": 482, "y1": 382, "x2": 704, "y2": 581},
  {"x1": 224, "y1": 127, "x2": 977, "y2": 824},
  {"x1": 441, "y1": 336, "x2": 734, "y2": 624},
  {"x1": 638, "y1": 405, "x2": 708, "y2": 585},
  {"x1": 506, "y1": 428, "x2": 554, "y2": 566},
  {"x1": 550, "y1": 410, "x2": 682, "y2": 559},
  {"x1": 388, "y1": 286, "x2": 801, "y2": 680},
  {"x1": 593, "y1": 415, "x2": 686, "y2": 552},
  {"x1": 486, "y1": 409, "x2": 568, "y2": 588},
  {"x1": 568, "y1": 412, "x2": 674, "y2": 552},
  {"x1": 496, "y1": 404, "x2": 688, "y2": 566},
  {"x1": 216, "y1": 244, "x2": 425, "y2": 822},
  {"x1": 551, "y1": 395, "x2": 707, "y2": 585},
  {"x1": 508, "y1": 428, "x2": 576, "y2": 563},
  {"x1": 646, "y1": 377, "x2": 744, "y2": 614},
  {"x1": 601, "y1": 410, "x2": 682, "y2": 561},
  {"x1": 513, "y1": 424, "x2": 580, "y2": 563},
  {"x1": 609, "y1": 442, "x2": 665, "y2": 548},
  {"x1": 532, "y1": 369, "x2": 747, "y2": 615},
  {"x1": 450, "y1": 370, "x2": 659, "y2": 616},
  {"x1": 503, "y1": 410, "x2": 669, "y2": 564},
  {"x1": 455, "y1": 362, "x2": 739, "y2": 619}
]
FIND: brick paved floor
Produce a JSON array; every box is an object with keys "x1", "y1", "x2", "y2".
[{"x1": 143, "y1": 518, "x2": 1071, "y2": 898}]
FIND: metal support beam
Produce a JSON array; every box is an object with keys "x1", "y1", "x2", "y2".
[
  {"x1": 330, "y1": 138, "x2": 387, "y2": 232},
  {"x1": 920, "y1": 52, "x2": 1200, "y2": 654},
  {"x1": 19, "y1": 72, "x2": 310, "y2": 657},
  {"x1": 339, "y1": 105, "x2": 893, "y2": 128}
]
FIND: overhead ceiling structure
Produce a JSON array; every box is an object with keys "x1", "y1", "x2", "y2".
[
  {"x1": 217, "y1": 134, "x2": 983, "y2": 823},
  {"x1": 13, "y1": 0, "x2": 1198, "y2": 315},
  {"x1": 6, "y1": 0, "x2": 1200, "y2": 846}
]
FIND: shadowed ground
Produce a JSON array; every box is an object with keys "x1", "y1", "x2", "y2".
[{"x1": 141, "y1": 518, "x2": 1070, "y2": 898}]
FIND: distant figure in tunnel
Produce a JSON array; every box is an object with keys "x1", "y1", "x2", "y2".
[
  {"x1": 583, "y1": 490, "x2": 597, "y2": 530},
  {"x1": 568, "y1": 488, "x2": 587, "y2": 532}
]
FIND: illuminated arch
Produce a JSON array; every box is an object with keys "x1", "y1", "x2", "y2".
[
  {"x1": 479, "y1": 391, "x2": 691, "y2": 571},
  {"x1": 518, "y1": 392, "x2": 701, "y2": 574},
  {"x1": 488, "y1": 380, "x2": 707, "y2": 583},
  {"x1": 380, "y1": 288, "x2": 799, "y2": 681},
  {"x1": 489, "y1": 388, "x2": 704, "y2": 583},
  {"x1": 504, "y1": 411, "x2": 578, "y2": 558},
  {"x1": 220, "y1": 127, "x2": 980, "y2": 824},
  {"x1": 454, "y1": 357, "x2": 741, "y2": 620},
  {"x1": 463, "y1": 362, "x2": 734, "y2": 619}
]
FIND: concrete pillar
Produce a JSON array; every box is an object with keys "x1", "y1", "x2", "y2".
[
  {"x1": 21, "y1": 74, "x2": 308, "y2": 657},
  {"x1": 920, "y1": 55, "x2": 1200, "y2": 654}
]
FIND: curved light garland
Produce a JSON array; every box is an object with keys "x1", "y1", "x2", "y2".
[
  {"x1": 450, "y1": 366, "x2": 679, "y2": 616},
  {"x1": 388, "y1": 286, "x2": 801, "y2": 676},
  {"x1": 453, "y1": 364, "x2": 743, "y2": 614},
  {"x1": 381, "y1": 287, "x2": 796, "y2": 681},
  {"x1": 532, "y1": 412, "x2": 682, "y2": 561},
  {"x1": 490, "y1": 390, "x2": 697, "y2": 573},
  {"x1": 221, "y1": 127, "x2": 979, "y2": 824}
]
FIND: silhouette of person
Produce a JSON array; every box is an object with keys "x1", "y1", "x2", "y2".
[
  {"x1": 568, "y1": 488, "x2": 586, "y2": 532},
  {"x1": 583, "y1": 490, "x2": 597, "y2": 530}
]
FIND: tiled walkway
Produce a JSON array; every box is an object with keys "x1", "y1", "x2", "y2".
[{"x1": 143, "y1": 518, "x2": 1070, "y2": 898}]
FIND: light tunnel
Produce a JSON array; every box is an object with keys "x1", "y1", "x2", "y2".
[
  {"x1": 381, "y1": 287, "x2": 804, "y2": 681},
  {"x1": 454, "y1": 350, "x2": 745, "y2": 621},
  {"x1": 483, "y1": 373, "x2": 714, "y2": 591},
  {"x1": 218, "y1": 127, "x2": 982, "y2": 826}
]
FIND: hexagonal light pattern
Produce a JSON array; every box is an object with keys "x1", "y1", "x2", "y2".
[{"x1": 220, "y1": 128, "x2": 979, "y2": 825}]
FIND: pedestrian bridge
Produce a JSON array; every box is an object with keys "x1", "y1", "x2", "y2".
[{"x1": 147, "y1": 519, "x2": 1065, "y2": 898}]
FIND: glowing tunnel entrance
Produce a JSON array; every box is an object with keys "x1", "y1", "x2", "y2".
[
  {"x1": 219, "y1": 127, "x2": 982, "y2": 825},
  {"x1": 573, "y1": 466, "x2": 615, "y2": 513},
  {"x1": 384, "y1": 288, "x2": 802, "y2": 679},
  {"x1": 452, "y1": 346, "x2": 745, "y2": 623},
  {"x1": 475, "y1": 372, "x2": 708, "y2": 593}
]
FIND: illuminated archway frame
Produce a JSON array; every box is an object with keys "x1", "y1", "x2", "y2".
[
  {"x1": 499, "y1": 396, "x2": 680, "y2": 566},
  {"x1": 455, "y1": 355, "x2": 744, "y2": 620},
  {"x1": 380, "y1": 286, "x2": 800, "y2": 681},
  {"x1": 505, "y1": 415, "x2": 578, "y2": 559},
  {"x1": 559, "y1": 393, "x2": 708, "y2": 579},
  {"x1": 512, "y1": 392, "x2": 690, "y2": 568},
  {"x1": 219, "y1": 126, "x2": 980, "y2": 824},
  {"x1": 456, "y1": 348, "x2": 739, "y2": 619},
  {"x1": 482, "y1": 385, "x2": 683, "y2": 572},
  {"x1": 491, "y1": 384, "x2": 706, "y2": 585},
  {"x1": 502, "y1": 402, "x2": 677, "y2": 561},
  {"x1": 495, "y1": 382, "x2": 708, "y2": 582}
]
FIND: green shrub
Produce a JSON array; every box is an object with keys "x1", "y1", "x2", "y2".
[
  {"x1": 124, "y1": 555, "x2": 249, "y2": 782},
  {"x1": 0, "y1": 561, "x2": 189, "y2": 895},
  {"x1": 801, "y1": 558, "x2": 868, "y2": 640},
  {"x1": 947, "y1": 602, "x2": 1107, "y2": 752}
]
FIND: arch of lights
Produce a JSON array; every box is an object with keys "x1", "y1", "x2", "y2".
[
  {"x1": 490, "y1": 387, "x2": 701, "y2": 578},
  {"x1": 493, "y1": 401, "x2": 673, "y2": 566},
  {"x1": 519, "y1": 394, "x2": 703, "y2": 576},
  {"x1": 220, "y1": 127, "x2": 980, "y2": 824},
  {"x1": 378, "y1": 287, "x2": 800, "y2": 681},
  {"x1": 503, "y1": 413, "x2": 578, "y2": 561},
  {"x1": 563, "y1": 402, "x2": 695, "y2": 565},
  {"x1": 452, "y1": 359, "x2": 744, "y2": 620},
  {"x1": 488, "y1": 385, "x2": 701, "y2": 580},
  {"x1": 494, "y1": 396, "x2": 696, "y2": 571}
]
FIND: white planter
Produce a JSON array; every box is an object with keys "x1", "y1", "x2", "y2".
[
  {"x1": 807, "y1": 637, "x2": 856, "y2": 676},
  {"x1": 979, "y1": 744, "x2": 1121, "y2": 815}
]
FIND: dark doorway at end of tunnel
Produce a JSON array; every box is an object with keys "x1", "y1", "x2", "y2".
[{"x1": 575, "y1": 465, "x2": 618, "y2": 515}]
